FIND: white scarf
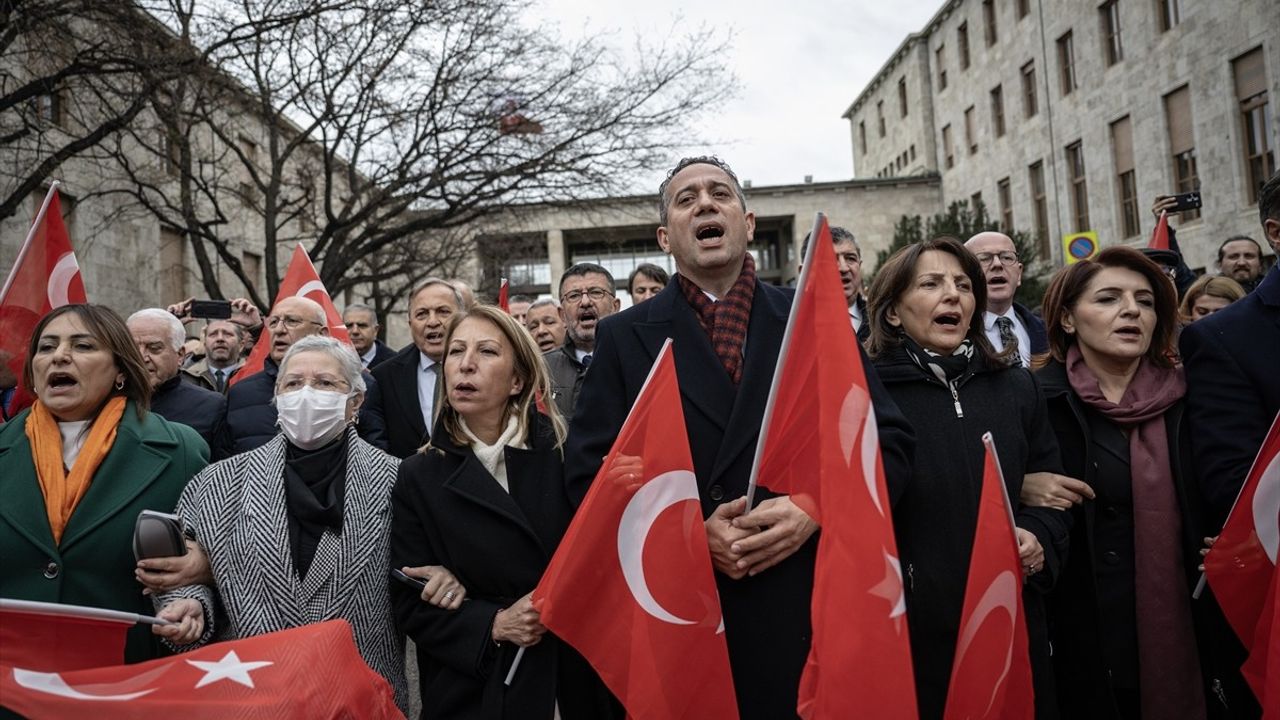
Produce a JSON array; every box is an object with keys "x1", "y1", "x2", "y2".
[{"x1": 459, "y1": 414, "x2": 527, "y2": 492}]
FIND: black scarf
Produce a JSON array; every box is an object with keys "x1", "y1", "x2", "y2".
[
  {"x1": 899, "y1": 335, "x2": 976, "y2": 383},
  {"x1": 283, "y1": 433, "x2": 348, "y2": 579}
]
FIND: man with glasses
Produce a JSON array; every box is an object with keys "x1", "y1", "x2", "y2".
[
  {"x1": 226, "y1": 296, "x2": 386, "y2": 454},
  {"x1": 545, "y1": 262, "x2": 620, "y2": 419},
  {"x1": 965, "y1": 231, "x2": 1047, "y2": 367}
]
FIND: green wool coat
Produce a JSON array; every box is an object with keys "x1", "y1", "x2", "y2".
[{"x1": 0, "y1": 401, "x2": 209, "y2": 662}]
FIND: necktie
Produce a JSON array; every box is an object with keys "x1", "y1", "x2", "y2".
[
  {"x1": 581, "y1": 354, "x2": 592, "y2": 368},
  {"x1": 214, "y1": 369, "x2": 226, "y2": 393},
  {"x1": 996, "y1": 316, "x2": 1021, "y2": 368}
]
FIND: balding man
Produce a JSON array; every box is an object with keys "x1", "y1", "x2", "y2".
[
  {"x1": 965, "y1": 231, "x2": 1047, "y2": 367},
  {"x1": 343, "y1": 303, "x2": 396, "y2": 369},
  {"x1": 225, "y1": 296, "x2": 386, "y2": 453},
  {"x1": 128, "y1": 309, "x2": 230, "y2": 458}
]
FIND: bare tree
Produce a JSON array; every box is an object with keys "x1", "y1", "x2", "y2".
[{"x1": 94, "y1": 0, "x2": 734, "y2": 316}]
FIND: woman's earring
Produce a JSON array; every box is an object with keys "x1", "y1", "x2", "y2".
[{"x1": 114, "y1": 378, "x2": 125, "y2": 390}]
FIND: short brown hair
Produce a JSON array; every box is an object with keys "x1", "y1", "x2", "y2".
[
  {"x1": 865, "y1": 236, "x2": 1010, "y2": 365},
  {"x1": 1040, "y1": 246, "x2": 1178, "y2": 368},
  {"x1": 24, "y1": 304, "x2": 152, "y2": 417}
]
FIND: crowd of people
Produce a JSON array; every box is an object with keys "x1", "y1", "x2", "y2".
[{"x1": 0, "y1": 155, "x2": 1277, "y2": 720}]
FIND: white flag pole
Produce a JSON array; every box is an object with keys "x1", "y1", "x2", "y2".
[
  {"x1": 0, "y1": 181, "x2": 60, "y2": 304},
  {"x1": 744, "y1": 212, "x2": 825, "y2": 512},
  {"x1": 504, "y1": 646, "x2": 525, "y2": 686},
  {"x1": 0, "y1": 597, "x2": 173, "y2": 626}
]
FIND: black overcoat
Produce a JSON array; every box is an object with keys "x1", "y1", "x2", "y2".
[{"x1": 370, "y1": 344, "x2": 432, "y2": 459}]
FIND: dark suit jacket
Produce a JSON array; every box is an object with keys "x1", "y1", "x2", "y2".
[
  {"x1": 1180, "y1": 265, "x2": 1280, "y2": 529},
  {"x1": 369, "y1": 345, "x2": 437, "y2": 459},
  {"x1": 151, "y1": 375, "x2": 231, "y2": 460},
  {"x1": 391, "y1": 414, "x2": 617, "y2": 720},
  {"x1": 367, "y1": 340, "x2": 397, "y2": 370},
  {"x1": 0, "y1": 403, "x2": 209, "y2": 662},
  {"x1": 1013, "y1": 301, "x2": 1049, "y2": 356},
  {"x1": 563, "y1": 279, "x2": 916, "y2": 720}
]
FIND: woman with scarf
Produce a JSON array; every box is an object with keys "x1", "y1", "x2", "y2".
[
  {"x1": 0, "y1": 304, "x2": 208, "y2": 661},
  {"x1": 149, "y1": 336, "x2": 452, "y2": 712},
  {"x1": 865, "y1": 236, "x2": 1072, "y2": 720},
  {"x1": 390, "y1": 305, "x2": 617, "y2": 720},
  {"x1": 1032, "y1": 247, "x2": 1243, "y2": 719}
]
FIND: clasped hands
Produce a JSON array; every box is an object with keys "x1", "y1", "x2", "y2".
[{"x1": 706, "y1": 495, "x2": 818, "y2": 580}]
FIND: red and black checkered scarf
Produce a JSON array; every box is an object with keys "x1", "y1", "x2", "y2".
[{"x1": 677, "y1": 254, "x2": 757, "y2": 385}]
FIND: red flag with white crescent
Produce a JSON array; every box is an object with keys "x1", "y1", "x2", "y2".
[
  {"x1": 942, "y1": 434, "x2": 1035, "y2": 720},
  {"x1": 0, "y1": 619, "x2": 401, "y2": 719},
  {"x1": 231, "y1": 244, "x2": 351, "y2": 386},
  {"x1": 533, "y1": 340, "x2": 738, "y2": 719},
  {"x1": 747, "y1": 213, "x2": 917, "y2": 719},
  {"x1": 1240, "y1": 556, "x2": 1280, "y2": 713},
  {"x1": 0, "y1": 600, "x2": 132, "y2": 672},
  {"x1": 1204, "y1": 410, "x2": 1280, "y2": 646},
  {"x1": 0, "y1": 185, "x2": 87, "y2": 417}
]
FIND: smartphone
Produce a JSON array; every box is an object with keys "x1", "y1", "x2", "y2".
[
  {"x1": 190, "y1": 299, "x2": 232, "y2": 320},
  {"x1": 1171, "y1": 191, "x2": 1202, "y2": 212},
  {"x1": 390, "y1": 568, "x2": 427, "y2": 591}
]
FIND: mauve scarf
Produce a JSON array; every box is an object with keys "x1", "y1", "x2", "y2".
[{"x1": 1065, "y1": 344, "x2": 1203, "y2": 720}]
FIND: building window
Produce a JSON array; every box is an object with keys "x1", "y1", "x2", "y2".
[
  {"x1": 1164, "y1": 85, "x2": 1200, "y2": 220},
  {"x1": 1111, "y1": 115, "x2": 1140, "y2": 238},
  {"x1": 34, "y1": 88, "x2": 65, "y2": 127},
  {"x1": 971, "y1": 191, "x2": 984, "y2": 213},
  {"x1": 898, "y1": 77, "x2": 909, "y2": 117},
  {"x1": 997, "y1": 177, "x2": 1013, "y2": 231},
  {"x1": 990, "y1": 84, "x2": 1005, "y2": 137},
  {"x1": 965, "y1": 106, "x2": 978, "y2": 155},
  {"x1": 859, "y1": 121, "x2": 867, "y2": 154},
  {"x1": 1057, "y1": 31, "x2": 1076, "y2": 96},
  {"x1": 1017, "y1": 0, "x2": 1030, "y2": 19},
  {"x1": 242, "y1": 251, "x2": 262, "y2": 293},
  {"x1": 983, "y1": 0, "x2": 998, "y2": 46},
  {"x1": 1157, "y1": 0, "x2": 1180, "y2": 32},
  {"x1": 958, "y1": 23, "x2": 970, "y2": 70},
  {"x1": 910, "y1": 144, "x2": 917, "y2": 160},
  {"x1": 1021, "y1": 61, "x2": 1038, "y2": 118},
  {"x1": 877, "y1": 100, "x2": 886, "y2": 137},
  {"x1": 1029, "y1": 161, "x2": 1049, "y2": 257},
  {"x1": 1234, "y1": 47, "x2": 1275, "y2": 204},
  {"x1": 936, "y1": 45, "x2": 948, "y2": 90},
  {"x1": 1100, "y1": 0, "x2": 1123, "y2": 66},
  {"x1": 160, "y1": 129, "x2": 179, "y2": 176},
  {"x1": 943, "y1": 124, "x2": 955, "y2": 169},
  {"x1": 1066, "y1": 141, "x2": 1090, "y2": 232}
]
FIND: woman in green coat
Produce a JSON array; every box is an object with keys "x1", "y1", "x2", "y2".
[{"x1": 0, "y1": 304, "x2": 208, "y2": 662}]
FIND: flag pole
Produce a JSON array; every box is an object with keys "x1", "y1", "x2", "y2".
[
  {"x1": 0, "y1": 181, "x2": 60, "y2": 304},
  {"x1": 0, "y1": 597, "x2": 173, "y2": 626},
  {"x1": 744, "y1": 213, "x2": 825, "y2": 512}
]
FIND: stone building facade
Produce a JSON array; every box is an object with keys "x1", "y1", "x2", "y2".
[{"x1": 845, "y1": 0, "x2": 1279, "y2": 271}]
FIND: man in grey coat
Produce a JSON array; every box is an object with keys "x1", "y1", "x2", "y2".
[{"x1": 544, "y1": 262, "x2": 619, "y2": 419}]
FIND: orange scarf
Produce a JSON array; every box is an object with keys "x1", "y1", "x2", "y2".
[{"x1": 24, "y1": 397, "x2": 127, "y2": 544}]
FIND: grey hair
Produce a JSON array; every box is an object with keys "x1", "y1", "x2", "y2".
[
  {"x1": 528, "y1": 297, "x2": 560, "y2": 311},
  {"x1": 343, "y1": 302, "x2": 377, "y2": 317},
  {"x1": 277, "y1": 335, "x2": 367, "y2": 395},
  {"x1": 127, "y1": 308, "x2": 186, "y2": 351},
  {"x1": 411, "y1": 277, "x2": 464, "y2": 310},
  {"x1": 657, "y1": 155, "x2": 748, "y2": 225}
]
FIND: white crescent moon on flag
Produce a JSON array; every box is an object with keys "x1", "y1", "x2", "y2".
[
  {"x1": 12, "y1": 668, "x2": 158, "y2": 701},
  {"x1": 951, "y1": 569, "x2": 1018, "y2": 716},
  {"x1": 295, "y1": 280, "x2": 330, "y2": 301},
  {"x1": 47, "y1": 253, "x2": 81, "y2": 307},
  {"x1": 617, "y1": 470, "x2": 701, "y2": 626},
  {"x1": 1252, "y1": 451, "x2": 1280, "y2": 564},
  {"x1": 838, "y1": 383, "x2": 884, "y2": 516}
]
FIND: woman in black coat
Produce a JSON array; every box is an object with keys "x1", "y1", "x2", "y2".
[
  {"x1": 389, "y1": 305, "x2": 616, "y2": 720},
  {"x1": 866, "y1": 237, "x2": 1072, "y2": 720},
  {"x1": 1031, "y1": 247, "x2": 1254, "y2": 719}
]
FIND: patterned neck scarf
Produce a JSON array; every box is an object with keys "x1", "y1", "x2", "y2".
[{"x1": 677, "y1": 254, "x2": 757, "y2": 385}]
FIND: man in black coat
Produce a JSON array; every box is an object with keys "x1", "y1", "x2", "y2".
[
  {"x1": 127, "y1": 309, "x2": 231, "y2": 459},
  {"x1": 965, "y1": 232, "x2": 1048, "y2": 367},
  {"x1": 565, "y1": 156, "x2": 915, "y2": 720},
  {"x1": 225, "y1": 296, "x2": 386, "y2": 454},
  {"x1": 800, "y1": 224, "x2": 870, "y2": 343},
  {"x1": 1181, "y1": 170, "x2": 1280, "y2": 529},
  {"x1": 367, "y1": 279, "x2": 461, "y2": 458},
  {"x1": 343, "y1": 304, "x2": 397, "y2": 369}
]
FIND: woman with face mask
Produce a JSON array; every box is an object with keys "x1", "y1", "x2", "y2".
[{"x1": 149, "y1": 336, "x2": 462, "y2": 714}]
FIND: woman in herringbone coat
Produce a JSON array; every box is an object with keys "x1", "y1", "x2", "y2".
[{"x1": 150, "y1": 336, "x2": 426, "y2": 713}]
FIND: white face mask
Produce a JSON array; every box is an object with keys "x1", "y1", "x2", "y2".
[{"x1": 275, "y1": 386, "x2": 351, "y2": 450}]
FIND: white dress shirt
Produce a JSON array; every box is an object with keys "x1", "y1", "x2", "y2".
[
  {"x1": 983, "y1": 308, "x2": 1032, "y2": 367},
  {"x1": 417, "y1": 352, "x2": 439, "y2": 429},
  {"x1": 360, "y1": 344, "x2": 378, "y2": 367},
  {"x1": 849, "y1": 303, "x2": 863, "y2": 333}
]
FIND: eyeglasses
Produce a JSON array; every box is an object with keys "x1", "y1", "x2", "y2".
[
  {"x1": 974, "y1": 251, "x2": 1019, "y2": 266},
  {"x1": 561, "y1": 287, "x2": 614, "y2": 304},
  {"x1": 266, "y1": 315, "x2": 324, "y2": 331}
]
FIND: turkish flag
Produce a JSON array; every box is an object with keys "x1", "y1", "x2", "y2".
[
  {"x1": 942, "y1": 435, "x2": 1035, "y2": 720},
  {"x1": 533, "y1": 340, "x2": 738, "y2": 719},
  {"x1": 1205, "y1": 410, "x2": 1280, "y2": 647},
  {"x1": 231, "y1": 244, "x2": 352, "y2": 386},
  {"x1": 750, "y1": 213, "x2": 917, "y2": 719},
  {"x1": 1149, "y1": 210, "x2": 1171, "y2": 251},
  {"x1": 0, "y1": 600, "x2": 132, "y2": 672},
  {"x1": 1241, "y1": 558, "x2": 1280, "y2": 714},
  {"x1": 0, "y1": 185, "x2": 87, "y2": 416},
  {"x1": 0, "y1": 619, "x2": 402, "y2": 719},
  {"x1": 498, "y1": 277, "x2": 510, "y2": 312}
]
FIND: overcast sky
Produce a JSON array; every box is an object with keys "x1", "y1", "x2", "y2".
[{"x1": 536, "y1": 0, "x2": 941, "y2": 190}]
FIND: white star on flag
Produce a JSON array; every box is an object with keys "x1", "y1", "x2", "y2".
[{"x1": 186, "y1": 650, "x2": 273, "y2": 689}]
